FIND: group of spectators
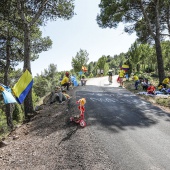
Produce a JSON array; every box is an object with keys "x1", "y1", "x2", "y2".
[
  {"x1": 117, "y1": 68, "x2": 170, "y2": 95},
  {"x1": 131, "y1": 73, "x2": 170, "y2": 95},
  {"x1": 50, "y1": 86, "x2": 71, "y2": 104},
  {"x1": 50, "y1": 72, "x2": 71, "y2": 104},
  {"x1": 51, "y1": 69, "x2": 170, "y2": 104},
  {"x1": 50, "y1": 71, "x2": 87, "y2": 104}
]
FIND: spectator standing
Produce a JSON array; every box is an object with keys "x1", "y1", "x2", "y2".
[
  {"x1": 125, "y1": 73, "x2": 129, "y2": 81},
  {"x1": 133, "y1": 74, "x2": 140, "y2": 90},
  {"x1": 118, "y1": 68, "x2": 125, "y2": 87},
  {"x1": 108, "y1": 70, "x2": 113, "y2": 84}
]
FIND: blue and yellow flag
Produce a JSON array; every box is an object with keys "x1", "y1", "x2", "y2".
[
  {"x1": 12, "y1": 69, "x2": 33, "y2": 104},
  {"x1": 0, "y1": 84, "x2": 17, "y2": 104},
  {"x1": 122, "y1": 64, "x2": 129, "y2": 71}
]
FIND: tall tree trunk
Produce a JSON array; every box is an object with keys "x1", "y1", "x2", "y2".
[
  {"x1": 23, "y1": 23, "x2": 33, "y2": 118},
  {"x1": 141, "y1": 0, "x2": 165, "y2": 82},
  {"x1": 4, "y1": 36, "x2": 13, "y2": 129},
  {"x1": 5, "y1": 104, "x2": 13, "y2": 129},
  {"x1": 155, "y1": 38, "x2": 165, "y2": 82},
  {"x1": 137, "y1": 64, "x2": 140, "y2": 72},
  {"x1": 154, "y1": 0, "x2": 165, "y2": 83},
  {"x1": 167, "y1": 4, "x2": 170, "y2": 35}
]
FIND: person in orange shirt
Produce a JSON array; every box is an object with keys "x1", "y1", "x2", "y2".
[{"x1": 147, "y1": 84, "x2": 156, "y2": 94}]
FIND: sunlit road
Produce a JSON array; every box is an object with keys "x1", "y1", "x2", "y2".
[{"x1": 76, "y1": 76, "x2": 170, "y2": 170}]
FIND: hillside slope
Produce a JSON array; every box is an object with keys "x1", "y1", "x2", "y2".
[{"x1": 0, "y1": 88, "x2": 79, "y2": 169}]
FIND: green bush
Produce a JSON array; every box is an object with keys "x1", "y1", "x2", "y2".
[
  {"x1": 151, "y1": 73, "x2": 159, "y2": 77},
  {"x1": 32, "y1": 90, "x2": 40, "y2": 107},
  {"x1": 155, "y1": 98, "x2": 170, "y2": 107},
  {"x1": 89, "y1": 73, "x2": 93, "y2": 78},
  {"x1": 12, "y1": 104, "x2": 24, "y2": 123},
  {"x1": 0, "y1": 109, "x2": 8, "y2": 137}
]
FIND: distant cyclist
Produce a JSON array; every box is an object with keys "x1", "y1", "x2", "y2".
[{"x1": 108, "y1": 70, "x2": 113, "y2": 84}]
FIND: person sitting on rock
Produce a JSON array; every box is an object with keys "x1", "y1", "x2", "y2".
[
  {"x1": 62, "y1": 89, "x2": 71, "y2": 100},
  {"x1": 141, "y1": 78, "x2": 149, "y2": 91},
  {"x1": 50, "y1": 86, "x2": 67, "y2": 104},
  {"x1": 81, "y1": 76, "x2": 87, "y2": 86}
]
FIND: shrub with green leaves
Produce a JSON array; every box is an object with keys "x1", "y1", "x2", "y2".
[
  {"x1": 32, "y1": 90, "x2": 40, "y2": 107},
  {"x1": 89, "y1": 73, "x2": 93, "y2": 78},
  {"x1": 12, "y1": 104, "x2": 24, "y2": 123},
  {"x1": 0, "y1": 109, "x2": 8, "y2": 136}
]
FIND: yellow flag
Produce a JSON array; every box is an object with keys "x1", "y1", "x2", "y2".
[{"x1": 12, "y1": 70, "x2": 33, "y2": 104}]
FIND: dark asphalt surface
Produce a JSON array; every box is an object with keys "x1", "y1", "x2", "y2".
[{"x1": 75, "y1": 76, "x2": 170, "y2": 170}]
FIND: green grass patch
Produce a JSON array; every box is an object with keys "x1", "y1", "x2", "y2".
[{"x1": 155, "y1": 97, "x2": 170, "y2": 107}]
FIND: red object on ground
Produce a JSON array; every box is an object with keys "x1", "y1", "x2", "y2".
[
  {"x1": 70, "y1": 99, "x2": 86, "y2": 127},
  {"x1": 117, "y1": 76, "x2": 120, "y2": 83}
]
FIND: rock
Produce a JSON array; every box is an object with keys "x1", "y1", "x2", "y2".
[
  {"x1": 34, "y1": 105, "x2": 40, "y2": 111},
  {"x1": 24, "y1": 131, "x2": 29, "y2": 135},
  {"x1": 0, "y1": 127, "x2": 5, "y2": 133},
  {"x1": 13, "y1": 135, "x2": 19, "y2": 140}
]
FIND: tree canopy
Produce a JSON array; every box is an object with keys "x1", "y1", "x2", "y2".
[
  {"x1": 71, "y1": 49, "x2": 89, "y2": 73},
  {"x1": 97, "y1": 0, "x2": 170, "y2": 83}
]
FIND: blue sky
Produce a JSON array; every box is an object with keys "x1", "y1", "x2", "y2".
[{"x1": 18, "y1": 0, "x2": 137, "y2": 76}]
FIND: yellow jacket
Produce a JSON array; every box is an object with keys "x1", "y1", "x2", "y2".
[
  {"x1": 119, "y1": 70, "x2": 125, "y2": 78},
  {"x1": 61, "y1": 76, "x2": 69, "y2": 85},
  {"x1": 133, "y1": 75, "x2": 139, "y2": 81},
  {"x1": 162, "y1": 78, "x2": 170, "y2": 84}
]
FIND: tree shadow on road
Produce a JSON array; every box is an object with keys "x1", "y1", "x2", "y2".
[{"x1": 76, "y1": 86, "x2": 170, "y2": 133}]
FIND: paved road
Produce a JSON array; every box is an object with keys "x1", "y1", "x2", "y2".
[{"x1": 76, "y1": 75, "x2": 170, "y2": 170}]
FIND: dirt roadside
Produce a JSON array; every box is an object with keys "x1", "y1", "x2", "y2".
[
  {"x1": 0, "y1": 87, "x2": 116, "y2": 170},
  {"x1": 0, "y1": 87, "x2": 78, "y2": 169}
]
